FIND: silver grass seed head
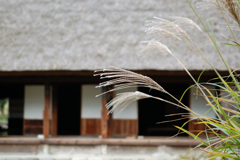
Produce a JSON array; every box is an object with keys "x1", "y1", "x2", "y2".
[
  {"x1": 106, "y1": 91, "x2": 152, "y2": 114},
  {"x1": 140, "y1": 41, "x2": 173, "y2": 57},
  {"x1": 199, "y1": 0, "x2": 240, "y2": 25},
  {"x1": 94, "y1": 67, "x2": 166, "y2": 97},
  {"x1": 146, "y1": 17, "x2": 193, "y2": 43},
  {"x1": 145, "y1": 27, "x2": 182, "y2": 42},
  {"x1": 170, "y1": 16, "x2": 203, "y2": 32}
]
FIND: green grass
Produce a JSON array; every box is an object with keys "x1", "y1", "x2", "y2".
[{"x1": 96, "y1": 0, "x2": 240, "y2": 159}]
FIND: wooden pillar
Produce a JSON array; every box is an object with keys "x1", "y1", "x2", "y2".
[
  {"x1": 51, "y1": 85, "x2": 58, "y2": 137},
  {"x1": 101, "y1": 87, "x2": 109, "y2": 139},
  {"x1": 107, "y1": 88, "x2": 114, "y2": 137},
  {"x1": 101, "y1": 86, "x2": 114, "y2": 139},
  {"x1": 43, "y1": 84, "x2": 50, "y2": 138}
]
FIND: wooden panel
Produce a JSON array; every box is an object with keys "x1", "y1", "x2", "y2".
[
  {"x1": 23, "y1": 119, "x2": 43, "y2": 135},
  {"x1": 81, "y1": 119, "x2": 101, "y2": 135},
  {"x1": 113, "y1": 119, "x2": 138, "y2": 136},
  {"x1": 189, "y1": 120, "x2": 215, "y2": 137}
]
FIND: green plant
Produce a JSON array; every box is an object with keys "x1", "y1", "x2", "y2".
[{"x1": 95, "y1": 0, "x2": 240, "y2": 159}]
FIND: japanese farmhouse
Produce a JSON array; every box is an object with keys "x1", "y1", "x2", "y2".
[{"x1": 0, "y1": 0, "x2": 238, "y2": 140}]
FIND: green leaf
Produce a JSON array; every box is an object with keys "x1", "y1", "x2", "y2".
[{"x1": 219, "y1": 43, "x2": 238, "y2": 47}]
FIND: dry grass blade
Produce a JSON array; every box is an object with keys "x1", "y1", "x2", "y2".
[
  {"x1": 233, "y1": 40, "x2": 240, "y2": 46},
  {"x1": 106, "y1": 91, "x2": 152, "y2": 114},
  {"x1": 94, "y1": 67, "x2": 166, "y2": 97},
  {"x1": 156, "y1": 117, "x2": 188, "y2": 124},
  {"x1": 165, "y1": 113, "x2": 190, "y2": 117}
]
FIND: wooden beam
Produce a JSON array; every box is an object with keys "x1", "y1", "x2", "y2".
[
  {"x1": 51, "y1": 85, "x2": 58, "y2": 137},
  {"x1": 0, "y1": 70, "x2": 229, "y2": 77},
  {"x1": 0, "y1": 71, "x2": 94, "y2": 76},
  {"x1": 0, "y1": 137, "x2": 201, "y2": 146},
  {"x1": 43, "y1": 84, "x2": 50, "y2": 138},
  {"x1": 0, "y1": 70, "x2": 229, "y2": 84}
]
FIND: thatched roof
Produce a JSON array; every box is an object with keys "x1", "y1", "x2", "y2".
[{"x1": 0, "y1": 0, "x2": 239, "y2": 71}]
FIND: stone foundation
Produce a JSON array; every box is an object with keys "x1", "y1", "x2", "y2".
[{"x1": 0, "y1": 137, "x2": 202, "y2": 160}]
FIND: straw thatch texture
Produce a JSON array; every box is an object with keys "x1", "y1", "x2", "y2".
[{"x1": 0, "y1": 0, "x2": 239, "y2": 71}]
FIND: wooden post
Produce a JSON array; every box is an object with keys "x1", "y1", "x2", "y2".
[
  {"x1": 51, "y1": 85, "x2": 58, "y2": 137},
  {"x1": 101, "y1": 86, "x2": 114, "y2": 138},
  {"x1": 107, "y1": 87, "x2": 114, "y2": 137},
  {"x1": 43, "y1": 84, "x2": 50, "y2": 138},
  {"x1": 101, "y1": 87, "x2": 109, "y2": 139}
]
